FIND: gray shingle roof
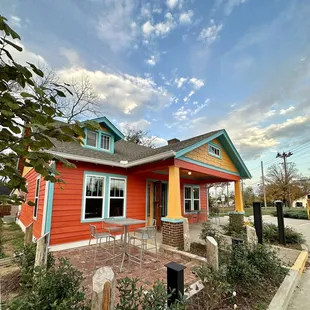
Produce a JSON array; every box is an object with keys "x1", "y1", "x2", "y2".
[{"x1": 50, "y1": 129, "x2": 222, "y2": 163}]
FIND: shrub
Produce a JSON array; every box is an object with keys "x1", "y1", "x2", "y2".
[
  {"x1": 263, "y1": 223, "x2": 306, "y2": 244},
  {"x1": 13, "y1": 243, "x2": 55, "y2": 291},
  {"x1": 200, "y1": 221, "x2": 226, "y2": 248},
  {"x1": 283, "y1": 209, "x2": 308, "y2": 219},
  {"x1": 116, "y1": 277, "x2": 186, "y2": 310},
  {"x1": 9, "y1": 257, "x2": 89, "y2": 310}
]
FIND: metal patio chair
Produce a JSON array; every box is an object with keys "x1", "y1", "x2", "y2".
[
  {"x1": 134, "y1": 219, "x2": 156, "y2": 236},
  {"x1": 128, "y1": 225, "x2": 158, "y2": 270}
]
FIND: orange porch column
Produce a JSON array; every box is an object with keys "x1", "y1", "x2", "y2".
[
  {"x1": 166, "y1": 166, "x2": 183, "y2": 219},
  {"x1": 234, "y1": 180, "x2": 244, "y2": 212}
]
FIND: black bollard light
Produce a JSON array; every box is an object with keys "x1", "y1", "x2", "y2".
[
  {"x1": 165, "y1": 262, "x2": 185, "y2": 306},
  {"x1": 275, "y1": 200, "x2": 286, "y2": 246},
  {"x1": 253, "y1": 202, "x2": 263, "y2": 244}
]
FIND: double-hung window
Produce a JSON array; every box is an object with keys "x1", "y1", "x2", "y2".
[
  {"x1": 101, "y1": 135, "x2": 110, "y2": 151},
  {"x1": 33, "y1": 176, "x2": 40, "y2": 219},
  {"x1": 109, "y1": 178, "x2": 126, "y2": 217},
  {"x1": 86, "y1": 131, "x2": 98, "y2": 148},
  {"x1": 84, "y1": 175, "x2": 105, "y2": 219},
  {"x1": 184, "y1": 185, "x2": 200, "y2": 213},
  {"x1": 208, "y1": 144, "x2": 221, "y2": 158}
]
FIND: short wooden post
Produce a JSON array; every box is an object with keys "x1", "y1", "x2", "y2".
[
  {"x1": 253, "y1": 202, "x2": 263, "y2": 244},
  {"x1": 34, "y1": 233, "x2": 49, "y2": 270},
  {"x1": 275, "y1": 200, "x2": 286, "y2": 246},
  {"x1": 24, "y1": 222, "x2": 33, "y2": 245},
  {"x1": 206, "y1": 236, "x2": 218, "y2": 270},
  {"x1": 91, "y1": 267, "x2": 115, "y2": 310}
]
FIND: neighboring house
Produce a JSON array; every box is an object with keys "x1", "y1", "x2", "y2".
[
  {"x1": 292, "y1": 194, "x2": 310, "y2": 208},
  {"x1": 17, "y1": 117, "x2": 251, "y2": 250}
]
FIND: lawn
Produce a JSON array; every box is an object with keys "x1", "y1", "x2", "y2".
[
  {"x1": 0, "y1": 219, "x2": 24, "y2": 257},
  {"x1": 212, "y1": 207, "x2": 276, "y2": 217}
]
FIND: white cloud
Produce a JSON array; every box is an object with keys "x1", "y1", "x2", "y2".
[
  {"x1": 57, "y1": 67, "x2": 171, "y2": 117},
  {"x1": 280, "y1": 106, "x2": 295, "y2": 115},
  {"x1": 198, "y1": 20, "x2": 223, "y2": 45},
  {"x1": 189, "y1": 77, "x2": 205, "y2": 90},
  {"x1": 10, "y1": 15, "x2": 21, "y2": 28},
  {"x1": 224, "y1": 0, "x2": 247, "y2": 16},
  {"x1": 146, "y1": 55, "x2": 156, "y2": 66},
  {"x1": 119, "y1": 119, "x2": 151, "y2": 131},
  {"x1": 166, "y1": 0, "x2": 178, "y2": 10},
  {"x1": 179, "y1": 10, "x2": 194, "y2": 24},
  {"x1": 265, "y1": 109, "x2": 276, "y2": 118},
  {"x1": 59, "y1": 48, "x2": 81, "y2": 66},
  {"x1": 142, "y1": 12, "x2": 176, "y2": 38},
  {"x1": 205, "y1": 98, "x2": 210, "y2": 104},
  {"x1": 183, "y1": 90, "x2": 195, "y2": 102},
  {"x1": 175, "y1": 77, "x2": 187, "y2": 88},
  {"x1": 96, "y1": 0, "x2": 138, "y2": 52},
  {"x1": 192, "y1": 103, "x2": 208, "y2": 115},
  {"x1": 174, "y1": 106, "x2": 191, "y2": 120}
]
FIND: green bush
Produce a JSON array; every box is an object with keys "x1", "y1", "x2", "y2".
[
  {"x1": 263, "y1": 223, "x2": 306, "y2": 244},
  {"x1": 283, "y1": 209, "x2": 308, "y2": 219},
  {"x1": 9, "y1": 257, "x2": 89, "y2": 310},
  {"x1": 116, "y1": 277, "x2": 186, "y2": 310},
  {"x1": 13, "y1": 243, "x2": 55, "y2": 291},
  {"x1": 200, "y1": 221, "x2": 226, "y2": 248}
]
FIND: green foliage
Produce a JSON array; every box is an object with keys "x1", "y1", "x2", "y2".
[
  {"x1": 116, "y1": 277, "x2": 186, "y2": 310},
  {"x1": 222, "y1": 214, "x2": 246, "y2": 238},
  {"x1": 9, "y1": 257, "x2": 89, "y2": 310},
  {"x1": 282, "y1": 209, "x2": 308, "y2": 219},
  {"x1": 263, "y1": 223, "x2": 306, "y2": 244},
  {"x1": 200, "y1": 221, "x2": 225, "y2": 248},
  {"x1": 0, "y1": 15, "x2": 100, "y2": 204},
  {"x1": 13, "y1": 243, "x2": 55, "y2": 291}
]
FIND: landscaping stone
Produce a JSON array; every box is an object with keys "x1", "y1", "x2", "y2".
[
  {"x1": 246, "y1": 225, "x2": 258, "y2": 246},
  {"x1": 183, "y1": 218, "x2": 190, "y2": 251},
  {"x1": 206, "y1": 236, "x2": 218, "y2": 270}
]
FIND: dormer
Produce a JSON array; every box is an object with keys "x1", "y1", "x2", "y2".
[{"x1": 82, "y1": 117, "x2": 124, "y2": 154}]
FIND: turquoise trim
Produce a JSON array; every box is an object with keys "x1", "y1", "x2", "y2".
[
  {"x1": 81, "y1": 171, "x2": 127, "y2": 223},
  {"x1": 175, "y1": 131, "x2": 224, "y2": 158},
  {"x1": 208, "y1": 141, "x2": 222, "y2": 159},
  {"x1": 175, "y1": 130, "x2": 251, "y2": 179},
  {"x1": 82, "y1": 116, "x2": 124, "y2": 141},
  {"x1": 180, "y1": 156, "x2": 240, "y2": 176},
  {"x1": 44, "y1": 163, "x2": 55, "y2": 235},
  {"x1": 161, "y1": 217, "x2": 184, "y2": 223},
  {"x1": 83, "y1": 128, "x2": 114, "y2": 153}
]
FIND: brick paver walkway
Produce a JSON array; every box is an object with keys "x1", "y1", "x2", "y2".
[{"x1": 53, "y1": 241, "x2": 198, "y2": 300}]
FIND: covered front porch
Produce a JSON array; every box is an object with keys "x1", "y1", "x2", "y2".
[{"x1": 129, "y1": 157, "x2": 244, "y2": 248}]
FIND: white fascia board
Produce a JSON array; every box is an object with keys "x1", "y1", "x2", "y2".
[{"x1": 46, "y1": 150, "x2": 176, "y2": 168}]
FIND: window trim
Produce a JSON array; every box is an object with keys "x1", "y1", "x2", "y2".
[
  {"x1": 33, "y1": 175, "x2": 41, "y2": 220},
  {"x1": 85, "y1": 130, "x2": 98, "y2": 148},
  {"x1": 81, "y1": 174, "x2": 106, "y2": 222},
  {"x1": 208, "y1": 142, "x2": 222, "y2": 159},
  {"x1": 108, "y1": 176, "x2": 127, "y2": 218},
  {"x1": 81, "y1": 172, "x2": 127, "y2": 223},
  {"x1": 183, "y1": 184, "x2": 200, "y2": 214},
  {"x1": 100, "y1": 134, "x2": 111, "y2": 151}
]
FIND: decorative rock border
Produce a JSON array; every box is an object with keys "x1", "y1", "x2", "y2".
[
  {"x1": 268, "y1": 244, "x2": 309, "y2": 310},
  {"x1": 159, "y1": 244, "x2": 208, "y2": 265}
]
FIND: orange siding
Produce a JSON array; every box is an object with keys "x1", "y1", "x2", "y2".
[
  {"x1": 50, "y1": 162, "x2": 147, "y2": 245},
  {"x1": 19, "y1": 169, "x2": 46, "y2": 239}
]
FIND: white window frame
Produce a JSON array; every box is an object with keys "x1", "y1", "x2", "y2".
[
  {"x1": 184, "y1": 185, "x2": 200, "y2": 213},
  {"x1": 208, "y1": 143, "x2": 221, "y2": 159},
  {"x1": 33, "y1": 175, "x2": 41, "y2": 220},
  {"x1": 100, "y1": 134, "x2": 111, "y2": 151},
  {"x1": 86, "y1": 130, "x2": 98, "y2": 148},
  {"x1": 82, "y1": 174, "x2": 105, "y2": 221},
  {"x1": 108, "y1": 177, "x2": 127, "y2": 218}
]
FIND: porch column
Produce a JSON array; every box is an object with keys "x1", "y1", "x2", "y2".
[
  {"x1": 162, "y1": 166, "x2": 184, "y2": 248},
  {"x1": 166, "y1": 166, "x2": 182, "y2": 219},
  {"x1": 234, "y1": 180, "x2": 244, "y2": 212}
]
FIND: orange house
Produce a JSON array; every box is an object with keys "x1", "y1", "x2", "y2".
[{"x1": 18, "y1": 117, "x2": 251, "y2": 250}]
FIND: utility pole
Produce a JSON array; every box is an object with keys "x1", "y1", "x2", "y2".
[
  {"x1": 261, "y1": 161, "x2": 267, "y2": 208},
  {"x1": 276, "y1": 151, "x2": 293, "y2": 207}
]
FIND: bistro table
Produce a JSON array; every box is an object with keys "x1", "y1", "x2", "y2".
[{"x1": 103, "y1": 218, "x2": 145, "y2": 272}]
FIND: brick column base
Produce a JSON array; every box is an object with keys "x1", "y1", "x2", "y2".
[{"x1": 162, "y1": 221, "x2": 184, "y2": 248}]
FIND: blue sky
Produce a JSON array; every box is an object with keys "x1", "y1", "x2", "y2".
[{"x1": 2, "y1": 0, "x2": 310, "y2": 187}]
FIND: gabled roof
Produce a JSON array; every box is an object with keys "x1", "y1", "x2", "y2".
[
  {"x1": 82, "y1": 117, "x2": 124, "y2": 141},
  {"x1": 48, "y1": 127, "x2": 251, "y2": 179}
]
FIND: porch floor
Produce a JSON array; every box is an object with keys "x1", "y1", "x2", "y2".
[{"x1": 53, "y1": 240, "x2": 198, "y2": 303}]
